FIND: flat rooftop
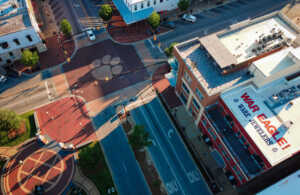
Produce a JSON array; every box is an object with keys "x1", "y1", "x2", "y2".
[
  {"x1": 257, "y1": 169, "x2": 300, "y2": 195},
  {"x1": 221, "y1": 79, "x2": 300, "y2": 167},
  {"x1": 218, "y1": 15, "x2": 298, "y2": 65},
  {"x1": 252, "y1": 47, "x2": 300, "y2": 77},
  {"x1": 176, "y1": 39, "x2": 251, "y2": 96},
  {"x1": 0, "y1": 0, "x2": 31, "y2": 36}
]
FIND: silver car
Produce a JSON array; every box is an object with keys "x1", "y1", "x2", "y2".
[
  {"x1": 182, "y1": 14, "x2": 197, "y2": 23},
  {"x1": 86, "y1": 30, "x2": 96, "y2": 41},
  {"x1": 0, "y1": 74, "x2": 7, "y2": 84}
]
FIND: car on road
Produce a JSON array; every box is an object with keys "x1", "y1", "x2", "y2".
[
  {"x1": 161, "y1": 21, "x2": 176, "y2": 29},
  {"x1": 86, "y1": 29, "x2": 96, "y2": 41},
  {"x1": 182, "y1": 14, "x2": 197, "y2": 23},
  {"x1": 0, "y1": 74, "x2": 7, "y2": 84}
]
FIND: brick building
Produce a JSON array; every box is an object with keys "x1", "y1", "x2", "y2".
[{"x1": 172, "y1": 11, "x2": 300, "y2": 185}]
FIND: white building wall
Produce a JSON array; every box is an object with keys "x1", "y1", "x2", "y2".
[
  {"x1": 129, "y1": 0, "x2": 179, "y2": 13},
  {"x1": 0, "y1": 28, "x2": 46, "y2": 67}
]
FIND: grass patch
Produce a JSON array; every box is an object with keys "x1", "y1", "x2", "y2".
[
  {"x1": 78, "y1": 142, "x2": 116, "y2": 195},
  {"x1": 1, "y1": 111, "x2": 37, "y2": 147}
]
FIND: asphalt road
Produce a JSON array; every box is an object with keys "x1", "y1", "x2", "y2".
[
  {"x1": 101, "y1": 126, "x2": 151, "y2": 195},
  {"x1": 0, "y1": 74, "x2": 53, "y2": 114},
  {"x1": 159, "y1": 0, "x2": 289, "y2": 49},
  {"x1": 131, "y1": 98, "x2": 212, "y2": 195}
]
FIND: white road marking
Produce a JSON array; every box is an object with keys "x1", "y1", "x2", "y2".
[
  {"x1": 45, "y1": 81, "x2": 52, "y2": 100},
  {"x1": 157, "y1": 45, "x2": 163, "y2": 53},
  {"x1": 168, "y1": 129, "x2": 174, "y2": 138},
  {"x1": 122, "y1": 163, "x2": 127, "y2": 173},
  {"x1": 166, "y1": 180, "x2": 179, "y2": 194},
  {"x1": 148, "y1": 39, "x2": 155, "y2": 48},
  {"x1": 139, "y1": 107, "x2": 184, "y2": 194}
]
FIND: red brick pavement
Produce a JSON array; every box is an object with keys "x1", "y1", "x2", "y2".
[
  {"x1": 108, "y1": 12, "x2": 170, "y2": 43},
  {"x1": 39, "y1": 35, "x2": 75, "y2": 69},
  {"x1": 36, "y1": 97, "x2": 96, "y2": 146},
  {"x1": 3, "y1": 140, "x2": 74, "y2": 195},
  {"x1": 12, "y1": 35, "x2": 75, "y2": 73},
  {"x1": 152, "y1": 64, "x2": 182, "y2": 109}
]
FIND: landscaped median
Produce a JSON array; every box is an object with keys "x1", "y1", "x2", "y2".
[
  {"x1": 122, "y1": 119, "x2": 166, "y2": 195},
  {"x1": 78, "y1": 141, "x2": 117, "y2": 195},
  {"x1": 0, "y1": 110, "x2": 37, "y2": 147}
]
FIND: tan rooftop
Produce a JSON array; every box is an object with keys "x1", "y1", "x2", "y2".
[
  {"x1": 199, "y1": 34, "x2": 238, "y2": 69},
  {"x1": 0, "y1": 0, "x2": 31, "y2": 37}
]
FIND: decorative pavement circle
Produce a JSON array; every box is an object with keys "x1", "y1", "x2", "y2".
[
  {"x1": 92, "y1": 65, "x2": 113, "y2": 80},
  {"x1": 3, "y1": 141, "x2": 74, "y2": 195},
  {"x1": 91, "y1": 55, "x2": 123, "y2": 81},
  {"x1": 110, "y1": 57, "x2": 121, "y2": 66},
  {"x1": 102, "y1": 54, "x2": 111, "y2": 64}
]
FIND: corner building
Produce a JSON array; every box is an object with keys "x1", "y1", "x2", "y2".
[{"x1": 172, "y1": 11, "x2": 300, "y2": 185}]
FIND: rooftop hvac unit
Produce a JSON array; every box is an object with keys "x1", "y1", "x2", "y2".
[{"x1": 283, "y1": 120, "x2": 294, "y2": 129}]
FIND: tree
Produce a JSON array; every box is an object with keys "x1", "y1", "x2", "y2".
[
  {"x1": 164, "y1": 42, "x2": 178, "y2": 57},
  {"x1": 20, "y1": 49, "x2": 39, "y2": 68},
  {"x1": 129, "y1": 125, "x2": 152, "y2": 150},
  {"x1": 178, "y1": 0, "x2": 189, "y2": 12},
  {"x1": 78, "y1": 142, "x2": 101, "y2": 168},
  {"x1": 99, "y1": 4, "x2": 113, "y2": 21},
  {"x1": 60, "y1": 19, "x2": 72, "y2": 36},
  {"x1": 148, "y1": 11, "x2": 160, "y2": 29},
  {"x1": 0, "y1": 109, "x2": 22, "y2": 145}
]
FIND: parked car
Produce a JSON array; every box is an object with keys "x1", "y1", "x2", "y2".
[
  {"x1": 182, "y1": 14, "x2": 197, "y2": 23},
  {"x1": 225, "y1": 171, "x2": 237, "y2": 185},
  {"x1": 86, "y1": 29, "x2": 96, "y2": 41},
  {"x1": 161, "y1": 21, "x2": 176, "y2": 29},
  {"x1": 0, "y1": 74, "x2": 7, "y2": 84}
]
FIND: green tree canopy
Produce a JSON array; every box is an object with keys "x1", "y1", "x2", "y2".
[
  {"x1": 99, "y1": 4, "x2": 113, "y2": 21},
  {"x1": 148, "y1": 11, "x2": 160, "y2": 29},
  {"x1": 0, "y1": 109, "x2": 22, "y2": 145},
  {"x1": 0, "y1": 109, "x2": 21, "y2": 132},
  {"x1": 20, "y1": 49, "x2": 39, "y2": 68},
  {"x1": 60, "y1": 19, "x2": 72, "y2": 36},
  {"x1": 129, "y1": 125, "x2": 152, "y2": 150},
  {"x1": 178, "y1": 0, "x2": 189, "y2": 12},
  {"x1": 164, "y1": 42, "x2": 178, "y2": 57},
  {"x1": 78, "y1": 142, "x2": 102, "y2": 168}
]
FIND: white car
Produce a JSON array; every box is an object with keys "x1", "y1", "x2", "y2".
[
  {"x1": 86, "y1": 30, "x2": 96, "y2": 41},
  {"x1": 0, "y1": 75, "x2": 7, "y2": 84},
  {"x1": 182, "y1": 14, "x2": 197, "y2": 23}
]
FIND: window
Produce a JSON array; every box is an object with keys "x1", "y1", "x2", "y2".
[
  {"x1": 26, "y1": 35, "x2": 32, "y2": 42},
  {"x1": 192, "y1": 98, "x2": 200, "y2": 110},
  {"x1": 9, "y1": 52, "x2": 14, "y2": 57},
  {"x1": 202, "y1": 119, "x2": 207, "y2": 126},
  {"x1": 153, "y1": 0, "x2": 156, "y2": 5},
  {"x1": 196, "y1": 88, "x2": 204, "y2": 100},
  {"x1": 134, "y1": 4, "x2": 137, "y2": 10},
  {"x1": 0, "y1": 57, "x2": 2, "y2": 62},
  {"x1": 184, "y1": 71, "x2": 192, "y2": 83},
  {"x1": 0, "y1": 42, "x2": 9, "y2": 49},
  {"x1": 180, "y1": 92, "x2": 187, "y2": 104},
  {"x1": 13, "y1": 39, "x2": 20, "y2": 45},
  {"x1": 141, "y1": 2, "x2": 144, "y2": 9},
  {"x1": 207, "y1": 127, "x2": 216, "y2": 140},
  {"x1": 182, "y1": 81, "x2": 190, "y2": 94},
  {"x1": 147, "y1": 1, "x2": 150, "y2": 7}
]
